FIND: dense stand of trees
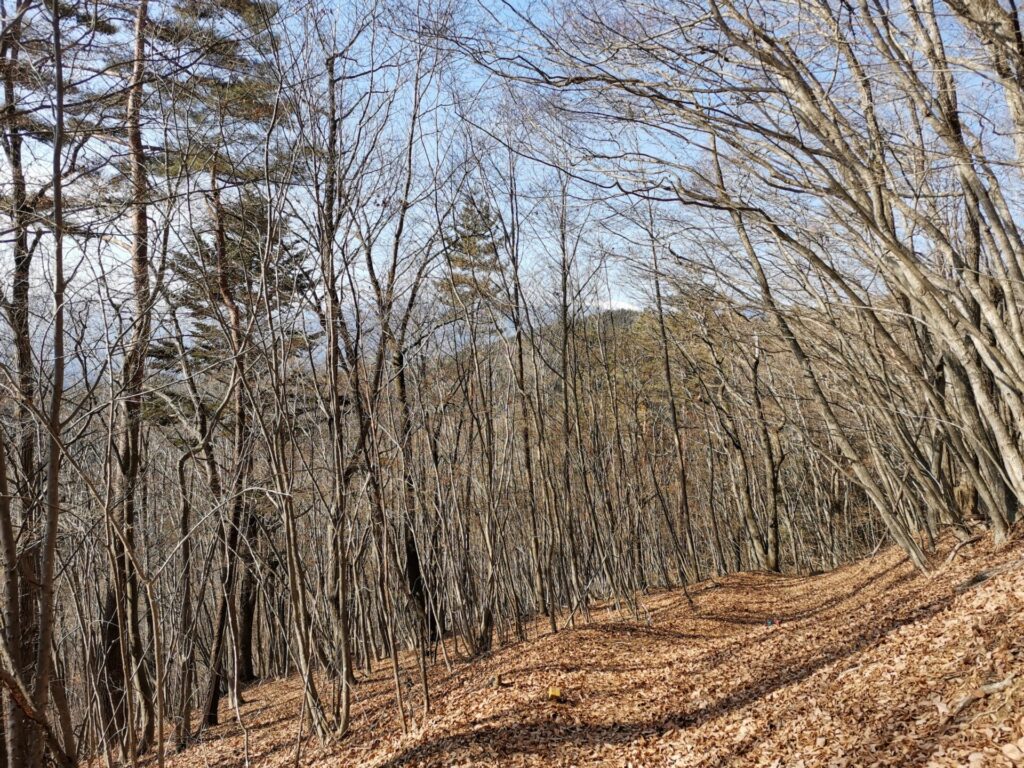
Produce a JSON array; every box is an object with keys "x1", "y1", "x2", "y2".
[{"x1": 0, "y1": 0, "x2": 1019, "y2": 764}]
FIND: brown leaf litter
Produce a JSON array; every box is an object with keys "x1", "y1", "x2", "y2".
[{"x1": 136, "y1": 537, "x2": 1024, "y2": 767}]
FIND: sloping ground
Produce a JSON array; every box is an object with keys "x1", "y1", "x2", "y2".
[{"x1": 163, "y1": 538, "x2": 1024, "y2": 767}]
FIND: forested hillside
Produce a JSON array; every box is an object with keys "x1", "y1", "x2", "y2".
[{"x1": 0, "y1": 1, "x2": 1021, "y2": 765}]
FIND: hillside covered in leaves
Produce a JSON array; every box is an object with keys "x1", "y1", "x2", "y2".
[{"x1": 139, "y1": 538, "x2": 1024, "y2": 767}]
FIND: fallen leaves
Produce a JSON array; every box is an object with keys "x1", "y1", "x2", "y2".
[
  {"x1": 1002, "y1": 740, "x2": 1024, "y2": 764},
  {"x1": 131, "y1": 536, "x2": 1024, "y2": 768}
]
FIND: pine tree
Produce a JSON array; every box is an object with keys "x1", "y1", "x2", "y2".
[
  {"x1": 91, "y1": 0, "x2": 284, "y2": 756},
  {"x1": 439, "y1": 191, "x2": 504, "y2": 319},
  {"x1": 162, "y1": 0, "x2": 288, "y2": 735}
]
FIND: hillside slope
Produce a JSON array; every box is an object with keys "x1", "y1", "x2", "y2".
[{"x1": 164, "y1": 539, "x2": 1024, "y2": 767}]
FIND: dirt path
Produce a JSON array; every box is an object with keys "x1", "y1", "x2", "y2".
[{"x1": 162, "y1": 539, "x2": 1024, "y2": 767}]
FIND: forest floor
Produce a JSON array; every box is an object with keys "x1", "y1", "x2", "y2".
[{"x1": 160, "y1": 536, "x2": 1024, "y2": 767}]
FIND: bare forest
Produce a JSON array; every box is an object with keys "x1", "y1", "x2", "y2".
[{"x1": 0, "y1": 0, "x2": 1022, "y2": 765}]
